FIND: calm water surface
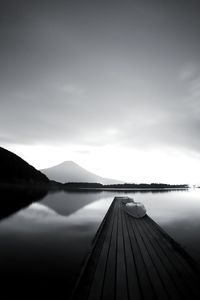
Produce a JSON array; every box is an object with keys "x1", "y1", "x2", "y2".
[{"x1": 0, "y1": 188, "x2": 200, "y2": 298}]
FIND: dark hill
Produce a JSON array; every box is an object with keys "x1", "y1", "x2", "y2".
[{"x1": 0, "y1": 147, "x2": 49, "y2": 185}]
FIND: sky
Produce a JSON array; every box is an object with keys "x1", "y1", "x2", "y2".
[{"x1": 1, "y1": 0, "x2": 200, "y2": 184}]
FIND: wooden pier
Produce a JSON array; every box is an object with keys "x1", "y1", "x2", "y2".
[{"x1": 72, "y1": 197, "x2": 200, "y2": 300}]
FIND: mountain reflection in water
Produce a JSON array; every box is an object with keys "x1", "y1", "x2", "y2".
[{"x1": 0, "y1": 188, "x2": 200, "y2": 299}]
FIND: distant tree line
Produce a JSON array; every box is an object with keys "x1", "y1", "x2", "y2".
[
  {"x1": 64, "y1": 182, "x2": 189, "y2": 190},
  {"x1": 103, "y1": 183, "x2": 189, "y2": 189}
]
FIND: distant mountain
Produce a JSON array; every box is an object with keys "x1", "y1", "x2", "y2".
[
  {"x1": 41, "y1": 161, "x2": 123, "y2": 184},
  {"x1": 0, "y1": 147, "x2": 49, "y2": 185}
]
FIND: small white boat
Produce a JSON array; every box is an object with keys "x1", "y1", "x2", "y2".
[{"x1": 124, "y1": 198, "x2": 146, "y2": 218}]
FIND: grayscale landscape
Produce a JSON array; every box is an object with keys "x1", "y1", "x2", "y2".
[{"x1": 1, "y1": 0, "x2": 200, "y2": 299}]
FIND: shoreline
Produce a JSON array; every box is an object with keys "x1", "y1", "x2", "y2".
[{"x1": 62, "y1": 187, "x2": 189, "y2": 192}]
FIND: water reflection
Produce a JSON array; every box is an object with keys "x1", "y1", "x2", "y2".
[
  {"x1": 0, "y1": 188, "x2": 200, "y2": 299},
  {"x1": 41, "y1": 190, "x2": 110, "y2": 216},
  {"x1": 0, "y1": 187, "x2": 47, "y2": 220}
]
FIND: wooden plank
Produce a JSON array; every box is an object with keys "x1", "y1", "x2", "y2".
[
  {"x1": 120, "y1": 205, "x2": 142, "y2": 300},
  {"x1": 101, "y1": 199, "x2": 119, "y2": 300},
  {"x1": 116, "y1": 201, "x2": 129, "y2": 300}
]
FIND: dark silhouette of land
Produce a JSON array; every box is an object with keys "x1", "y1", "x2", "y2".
[
  {"x1": 0, "y1": 147, "x2": 49, "y2": 185},
  {"x1": 0, "y1": 147, "x2": 49, "y2": 219}
]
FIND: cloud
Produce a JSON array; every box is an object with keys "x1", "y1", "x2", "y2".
[{"x1": 1, "y1": 0, "x2": 200, "y2": 159}]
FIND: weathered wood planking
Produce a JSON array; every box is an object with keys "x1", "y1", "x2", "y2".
[{"x1": 71, "y1": 197, "x2": 200, "y2": 300}]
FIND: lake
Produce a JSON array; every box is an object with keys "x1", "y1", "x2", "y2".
[{"x1": 0, "y1": 188, "x2": 200, "y2": 299}]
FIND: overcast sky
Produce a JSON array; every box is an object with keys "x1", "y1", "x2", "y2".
[{"x1": 1, "y1": 0, "x2": 200, "y2": 183}]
